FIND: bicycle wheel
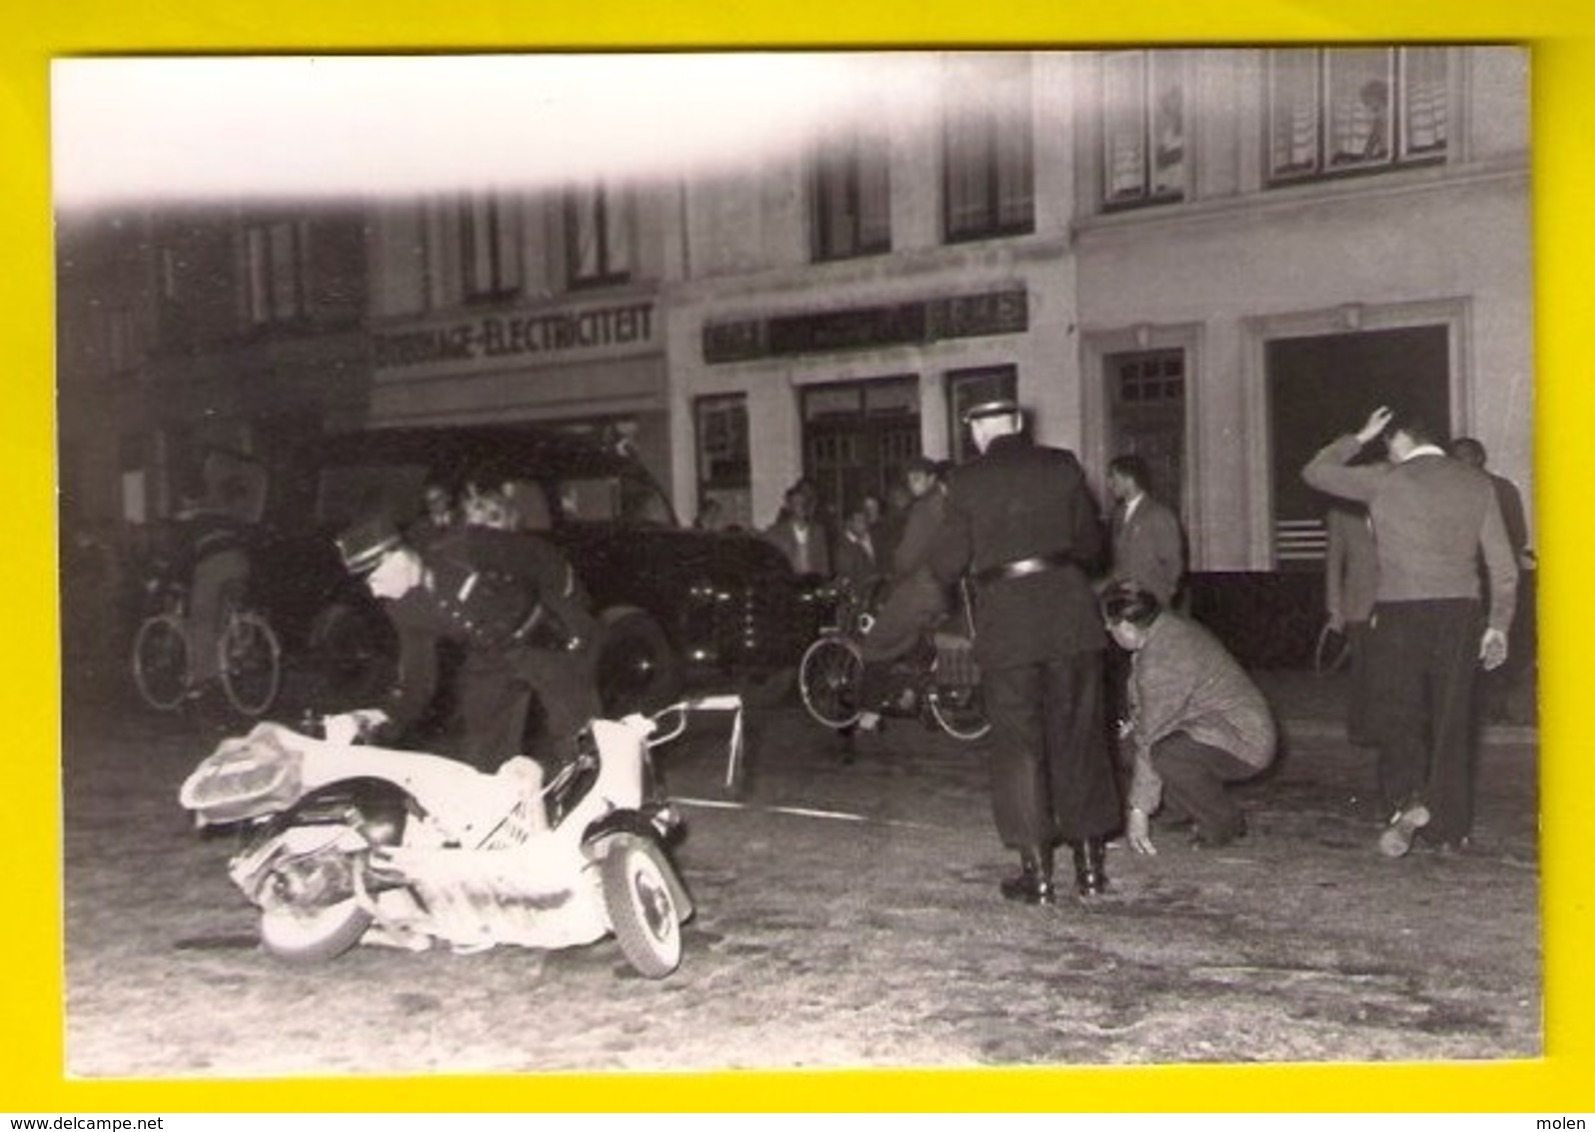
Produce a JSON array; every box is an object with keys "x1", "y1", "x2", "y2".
[
  {"x1": 131, "y1": 614, "x2": 190, "y2": 711},
  {"x1": 797, "y1": 634, "x2": 863, "y2": 729},
  {"x1": 926, "y1": 683, "x2": 992, "y2": 742},
  {"x1": 218, "y1": 612, "x2": 282, "y2": 716}
]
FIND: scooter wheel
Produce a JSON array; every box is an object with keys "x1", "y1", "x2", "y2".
[{"x1": 599, "y1": 837, "x2": 683, "y2": 978}]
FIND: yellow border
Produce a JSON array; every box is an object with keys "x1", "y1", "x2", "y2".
[{"x1": 6, "y1": 0, "x2": 1591, "y2": 1113}]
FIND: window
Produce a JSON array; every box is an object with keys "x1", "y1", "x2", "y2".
[
  {"x1": 459, "y1": 191, "x2": 522, "y2": 300},
  {"x1": 943, "y1": 56, "x2": 1035, "y2": 241},
  {"x1": 240, "y1": 219, "x2": 307, "y2": 327},
  {"x1": 1267, "y1": 47, "x2": 1448, "y2": 184},
  {"x1": 1101, "y1": 51, "x2": 1186, "y2": 209},
  {"x1": 565, "y1": 182, "x2": 632, "y2": 288},
  {"x1": 811, "y1": 131, "x2": 891, "y2": 261},
  {"x1": 695, "y1": 394, "x2": 752, "y2": 529}
]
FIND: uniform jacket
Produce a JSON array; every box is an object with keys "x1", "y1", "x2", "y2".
[
  {"x1": 380, "y1": 527, "x2": 598, "y2": 735},
  {"x1": 931, "y1": 433, "x2": 1105, "y2": 668},
  {"x1": 1303, "y1": 436, "x2": 1518, "y2": 632},
  {"x1": 1109, "y1": 493, "x2": 1185, "y2": 606},
  {"x1": 1127, "y1": 611, "x2": 1278, "y2": 814},
  {"x1": 1324, "y1": 504, "x2": 1378, "y2": 626}
]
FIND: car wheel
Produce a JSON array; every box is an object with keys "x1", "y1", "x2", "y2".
[{"x1": 596, "y1": 608, "x2": 682, "y2": 715}]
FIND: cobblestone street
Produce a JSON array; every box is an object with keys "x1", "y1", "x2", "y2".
[{"x1": 55, "y1": 660, "x2": 1541, "y2": 1083}]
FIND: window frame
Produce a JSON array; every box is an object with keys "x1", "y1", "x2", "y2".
[
  {"x1": 238, "y1": 218, "x2": 309, "y2": 330},
  {"x1": 564, "y1": 182, "x2": 633, "y2": 290},
  {"x1": 458, "y1": 191, "x2": 523, "y2": 303},
  {"x1": 1265, "y1": 46, "x2": 1449, "y2": 186},
  {"x1": 941, "y1": 58, "x2": 1036, "y2": 243},
  {"x1": 810, "y1": 132, "x2": 892, "y2": 262},
  {"x1": 1099, "y1": 50, "x2": 1188, "y2": 211}
]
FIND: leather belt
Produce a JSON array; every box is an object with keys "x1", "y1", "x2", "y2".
[{"x1": 974, "y1": 551, "x2": 1075, "y2": 586}]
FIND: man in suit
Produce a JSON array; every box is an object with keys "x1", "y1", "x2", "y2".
[
  {"x1": 931, "y1": 400, "x2": 1121, "y2": 904},
  {"x1": 1105, "y1": 454, "x2": 1185, "y2": 608},
  {"x1": 1303, "y1": 406, "x2": 1518, "y2": 857}
]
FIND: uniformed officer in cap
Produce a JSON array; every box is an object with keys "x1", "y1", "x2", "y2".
[
  {"x1": 332, "y1": 511, "x2": 601, "y2": 771},
  {"x1": 930, "y1": 399, "x2": 1122, "y2": 904}
]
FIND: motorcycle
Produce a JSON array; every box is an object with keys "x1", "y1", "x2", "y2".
[{"x1": 178, "y1": 696, "x2": 744, "y2": 977}]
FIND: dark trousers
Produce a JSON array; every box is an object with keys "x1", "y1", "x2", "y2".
[
  {"x1": 1366, "y1": 599, "x2": 1482, "y2": 841},
  {"x1": 1151, "y1": 733, "x2": 1257, "y2": 840},
  {"x1": 1344, "y1": 619, "x2": 1375, "y2": 746},
  {"x1": 981, "y1": 652, "x2": 1121, "y2": 850},
  {"x1": 457, "y1": 646, "x2": 600, "y2": 772}
]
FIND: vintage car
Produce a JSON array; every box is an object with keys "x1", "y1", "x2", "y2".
[{"x1": 247, "y1": 424, "x2": 827, "y2": 724}]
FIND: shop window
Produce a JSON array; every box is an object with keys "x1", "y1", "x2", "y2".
[
  {"x1": 240, "y1": 219, "x2": 307, "y2": 328},
  {"x1": 1266, "y1": 46, "x2": 1448, "y2": 185},
  {"x1": 1101, "y1": 51, "x2": 1186, "y2": 210},
  {"x1": 943, "y1": 56, "x2": 1035, "y2": 242},
  {"x1": 695, "y1": 394, "x2": 752, "y2": 530},
  {"x1": 565, "y1": 182, "x2": 632, "y2": 289},
  {"x1": 811, "y1": 131, "x2": 892, "y2": 261},
  {"x1": 946, "y1": 365, "x2": 1018, "y2": 464},
  {"x1": 459, "y1": 191, "x2": 522, "y2": 301}
]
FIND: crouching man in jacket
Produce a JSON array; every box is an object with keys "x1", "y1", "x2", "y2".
[{"x1": 1101, "y1": 581, "x2": 1277, "y2": 854}]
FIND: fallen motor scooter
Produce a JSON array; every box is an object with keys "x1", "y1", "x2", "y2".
[{"x1": 178, "y1": 697, "x2": 742, "y2": 977}]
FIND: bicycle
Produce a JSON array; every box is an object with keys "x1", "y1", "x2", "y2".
[
  {"x1": 797, "y1": 576, "x2": 991, "y2": 743},
  {"x1": 131, "y1": 575, "x2": 282, "y2": 716}
]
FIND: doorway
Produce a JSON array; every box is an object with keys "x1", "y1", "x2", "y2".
[
  {"x1": 1107, "y1": 348, "x2": 1187, "y2": 518},
  {"x1": 801, "y1": 377, "x2": 921, "y2": 525},
  {"x1": 1267, "y1": 325, "x2": 1451, "y2": 569}
]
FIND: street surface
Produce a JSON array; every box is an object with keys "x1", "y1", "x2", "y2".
[{"x1": 59, "y1": 663, "x2": 1540, "y2": 1077}]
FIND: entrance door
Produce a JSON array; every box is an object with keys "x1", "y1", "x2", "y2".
[
  {"x1": 1268, "y1": 325, "x2": 1450, "y2": 569},
  {"x1": 1108, "y1": 348, "x2": 1187, "y2": 516},
  {"x1": 801, "y1": 377, "x2": 920, "y2": 524}
]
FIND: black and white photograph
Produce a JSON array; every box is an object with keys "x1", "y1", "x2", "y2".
[{"x1": 52, "y1": 48, "x2": 1539, "y2": 1078}]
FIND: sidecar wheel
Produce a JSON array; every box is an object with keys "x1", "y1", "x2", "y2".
[
  {"x1": 257, "y1": 854, "x2": 373, "y2": 963},
  {"x1": 599, "y1": 838, "x2": 683, "y2": 978},
  {"x1": 260, "y1": 898, "x2": 371, "y2": 964}
]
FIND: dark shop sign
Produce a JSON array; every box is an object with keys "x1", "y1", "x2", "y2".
[
  {"x1": 702, "y1": 287, "x2": 1028, "y2": 364},
  {"x1": 374, "y1": 300, "x2": 656, "y2": 375}
]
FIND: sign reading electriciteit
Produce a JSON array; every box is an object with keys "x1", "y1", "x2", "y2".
[{"x1": 373, "y1": 300, "x2": 656, "y2": 376}]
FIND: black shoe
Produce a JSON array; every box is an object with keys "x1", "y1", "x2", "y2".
[
  {"x1": 999, "y1": 847, "x2": 1056, "y2": 906},
  {"x1": 1072, "y1": 838, "x2": 1108, "y2": 897}
]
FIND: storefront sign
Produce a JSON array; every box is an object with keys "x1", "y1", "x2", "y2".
[
  {"x1": 374, "y1": 300, "x2": 656, "y2": 374},
  {"x1": 703, "y1": 287, "x2": 1028, "y2": 364}
]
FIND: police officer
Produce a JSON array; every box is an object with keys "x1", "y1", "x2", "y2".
[
  {"x1": 931, "y1": 400, "x2": 1122, "y2": 904},
  {"x1": 333, "y1": 512, "x2": 601, "y2": 771}
]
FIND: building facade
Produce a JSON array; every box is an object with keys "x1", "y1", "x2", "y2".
[{"x1": 57, "y1": 47, "x2": 1533, "y2": 651}]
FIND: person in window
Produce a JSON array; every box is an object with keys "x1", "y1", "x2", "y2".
[
  {"x1": 1103, "y1": 581, "x2": 1277, "y2": 855},
  {"x1": 1357, "y1": 78, "x2": 1390, "y2": 160},
  {"x1": 332, "y1": 512, "x2": 601, "y2": 772}
]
